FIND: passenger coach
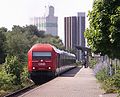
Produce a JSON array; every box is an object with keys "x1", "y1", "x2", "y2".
[{"x1": 28, "y1": 43, "x2": 76, "y2": 84}]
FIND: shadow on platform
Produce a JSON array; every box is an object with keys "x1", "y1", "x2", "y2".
[{"x1": 60, "y1": 67, "x2": 82, "y2": 77}]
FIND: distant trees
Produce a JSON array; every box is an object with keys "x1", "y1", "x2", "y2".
[
  {"x1": 0, "y1": 27, "x2": 7, "y2": 63},
  {"x1": 84, "y1": 0, "x2": 120, "y2": 59},
  {"x1": 0, "y1": 24, "x2": 65, "y2": 65},
  {"x1": 3, "y1": 25, "x2": 64, "y2": 63},
  {"x1": 5, "y1": 31, "x2": 30, "y2": 62},
  {"x1": 37, "y1": 34, "x2": 65, "y2": 50}
]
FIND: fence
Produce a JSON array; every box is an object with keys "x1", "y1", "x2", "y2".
[{"x1": 93, "y1": 55, "x2": 120, "y2": 76}]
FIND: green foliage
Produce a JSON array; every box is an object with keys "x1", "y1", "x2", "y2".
[
  {"x1": 0, "y1": 57, "x2": 32, "y2": 96},
  {"x1": 21, "y1": 65, "x2": 30, "y2": 86},
  {"x1": 96, "y1": 68, "x2": 109, "y2": 82},
  {"x1": 0, "y1": 27, "x2": 7, "y2": 33},
  {"x1": 3, "y1": 55, "x2": 23, "y2": 85},
  {"x1": 112, "y1": 66, "x2": 120, "y2": 89},
  {"x1": 4, "y1": 25, "x2": 65, "y2": 61},
  {"x1": 0, "y1": 70, "x2": 13, "y2": 90},
  {"x1": 102, "y1": 77, "x2": 116, "y2": 93},
  {"x1": 84, "y1": 0, "x2": 120, "y2": 59},
  {"x1": 5, "y1": 31, "x2": 30, "y2": 62},
  {"x1": 12, "y1": 25, "x2": 24, "y2": 33},
  {"x1": 23, "y1": 25, "x2": 45, "y2": 38},
  {"x1": 96, "y1": 65, "x2": 120, "y2": 93},
  {"x1": 35, "y1": 34, "x2": 65, "y2": 50},
  {"x1": 101, "y1": 69, "x2": 120, "y2": 93},
  {"x1": 89, "y1": 58, "x2": 97, "y2": 68},
  {"x1": 96, "y1": 68, "x2": 116, "y2": 93},
  {"x1": 0, "y1": 28, "x2": 6, "y2": 63}
]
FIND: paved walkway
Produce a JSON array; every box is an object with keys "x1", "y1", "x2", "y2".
[
  {"x1": 19, "y1": 67, "x2": 118, "y2": 97},
  {"x1": 74, "y1": 67, "x2": 118, "y2": 97}
]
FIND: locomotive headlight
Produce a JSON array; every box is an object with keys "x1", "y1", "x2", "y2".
[
  {"x1": 48, "y1": 66, "x2": 51, "y2": 70},
  {"x1": 33, "y1": 67, "x2": 35, "y2": 70}
]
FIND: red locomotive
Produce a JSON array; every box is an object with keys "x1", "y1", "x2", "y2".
[{"x1": 28, "y1": 43, "x2": 76, "y2": 84}]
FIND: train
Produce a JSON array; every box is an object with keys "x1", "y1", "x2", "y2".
[{"x1": 28, "y1": 43, "x2": 76, "y2": 84}]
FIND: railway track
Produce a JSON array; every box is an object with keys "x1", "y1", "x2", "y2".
[
  {"x1": 4, "y1": 84, "x2": 36, "y2": 97},
  {"x1": 4, "y1": 77, "x2": 54, "y2": 97}
]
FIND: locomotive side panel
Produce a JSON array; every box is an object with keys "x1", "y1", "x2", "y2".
[{"x1": 28, "y1": 50, "x2": 32, "y2": 72}]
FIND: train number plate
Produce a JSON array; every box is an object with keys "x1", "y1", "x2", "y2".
[{"x1": 38, "y1": 63, "x2": 46, "y2": 66}]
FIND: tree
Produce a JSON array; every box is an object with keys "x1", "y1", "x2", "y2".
[
  {"x1": 84, "y1": 0, "x2": 120, "y2": 59},
  {"x1": 4, "y1": 55, "x2": 23, "y2": 85},
  {"x1": 38, "y1": 34, "x2": 65, "y2": 50},
  {"x1": 0, "y1": 27, "x2": 7, "y2": 63},
  {"x1": 12, "y1": 25, "x2": 24, "y2": 33},
  {"x1": 0, "y1": 27, "x2": 7, "y2": 32},
  {"x1": 36, "y1": 30, "x2": 45, "y2": 37},
  {"x1": 5, "y1": 31, "x2": 30, "y2": 62},
  {"x1": 23, "y1": 25, "x2": 39, "y2": 37}
]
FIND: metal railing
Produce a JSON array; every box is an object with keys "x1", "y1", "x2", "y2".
[{"x1": 93, "y1": 55, "x2": 120, "y2": 76}]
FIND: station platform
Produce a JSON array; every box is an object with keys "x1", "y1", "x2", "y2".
[{"x1": 19, "y1": 67, "x2": 118, "y2": 97}]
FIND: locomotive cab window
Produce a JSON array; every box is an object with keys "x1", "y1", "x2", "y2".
[{"x1": 32, "y1": 52, "x2": 51, "y2": 60}]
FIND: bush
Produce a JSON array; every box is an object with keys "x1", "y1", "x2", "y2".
[
  {"x1": 89, "y1": 58, "x2": 97, "y2": 69},
  {"x1": 113, "y1": 70, "x2": 120, "y2": 88},
  {"x1": 96, "y1": 65, "x2": 120, "y2": 93},
  {"x1": 102, "y1": 77, "x2": 116, "y2": 93},
  {"x1": 101, "y1": 70, "x2": 120, "y2": 93},
  {"x1": 3, "y1": 55, "x2": 23, "y2": 85},
  {"x1": 95, "y1": 67, "x2": 116, "y2": 93},
  {"x1": 0, "y1": 70, "x2": 13, "y2": 91},
  {"x1": 21, "y1": 65, "x2": 32, "y2": 87},
  {"x1": 95, "y1": 68, "x2": 109, "y2": 82}
]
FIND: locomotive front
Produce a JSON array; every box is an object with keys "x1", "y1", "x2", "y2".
[{"x1": 28, "y1": 44, "x2": 57, "y2": 83}]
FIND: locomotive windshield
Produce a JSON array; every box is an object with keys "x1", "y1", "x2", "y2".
[{"x1": 32, "y1": 52, "x2": 51, "y2": 60}]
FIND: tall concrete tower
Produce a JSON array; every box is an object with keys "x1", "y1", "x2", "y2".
[
  {"x1": 30, "y1": 6, "x2": 58, "y2": 36},
  {"x1": 46, "y1": 6, "x2": 58, "y2": 36}
]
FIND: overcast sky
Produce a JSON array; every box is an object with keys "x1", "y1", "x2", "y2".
[{"x1": 0, "y1": 0, "x2": 93, "y2": 40}]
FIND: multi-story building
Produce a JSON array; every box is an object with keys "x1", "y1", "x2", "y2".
[
  {"x1": 30, "y1": 6, "x2": 58, "y2": 36},
  {"x1": 64, "y1": 16, "x2": 77, "y2": 50},
  {"x1": 64, "y1": 12, "x2": 85, "y2": 61}
]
